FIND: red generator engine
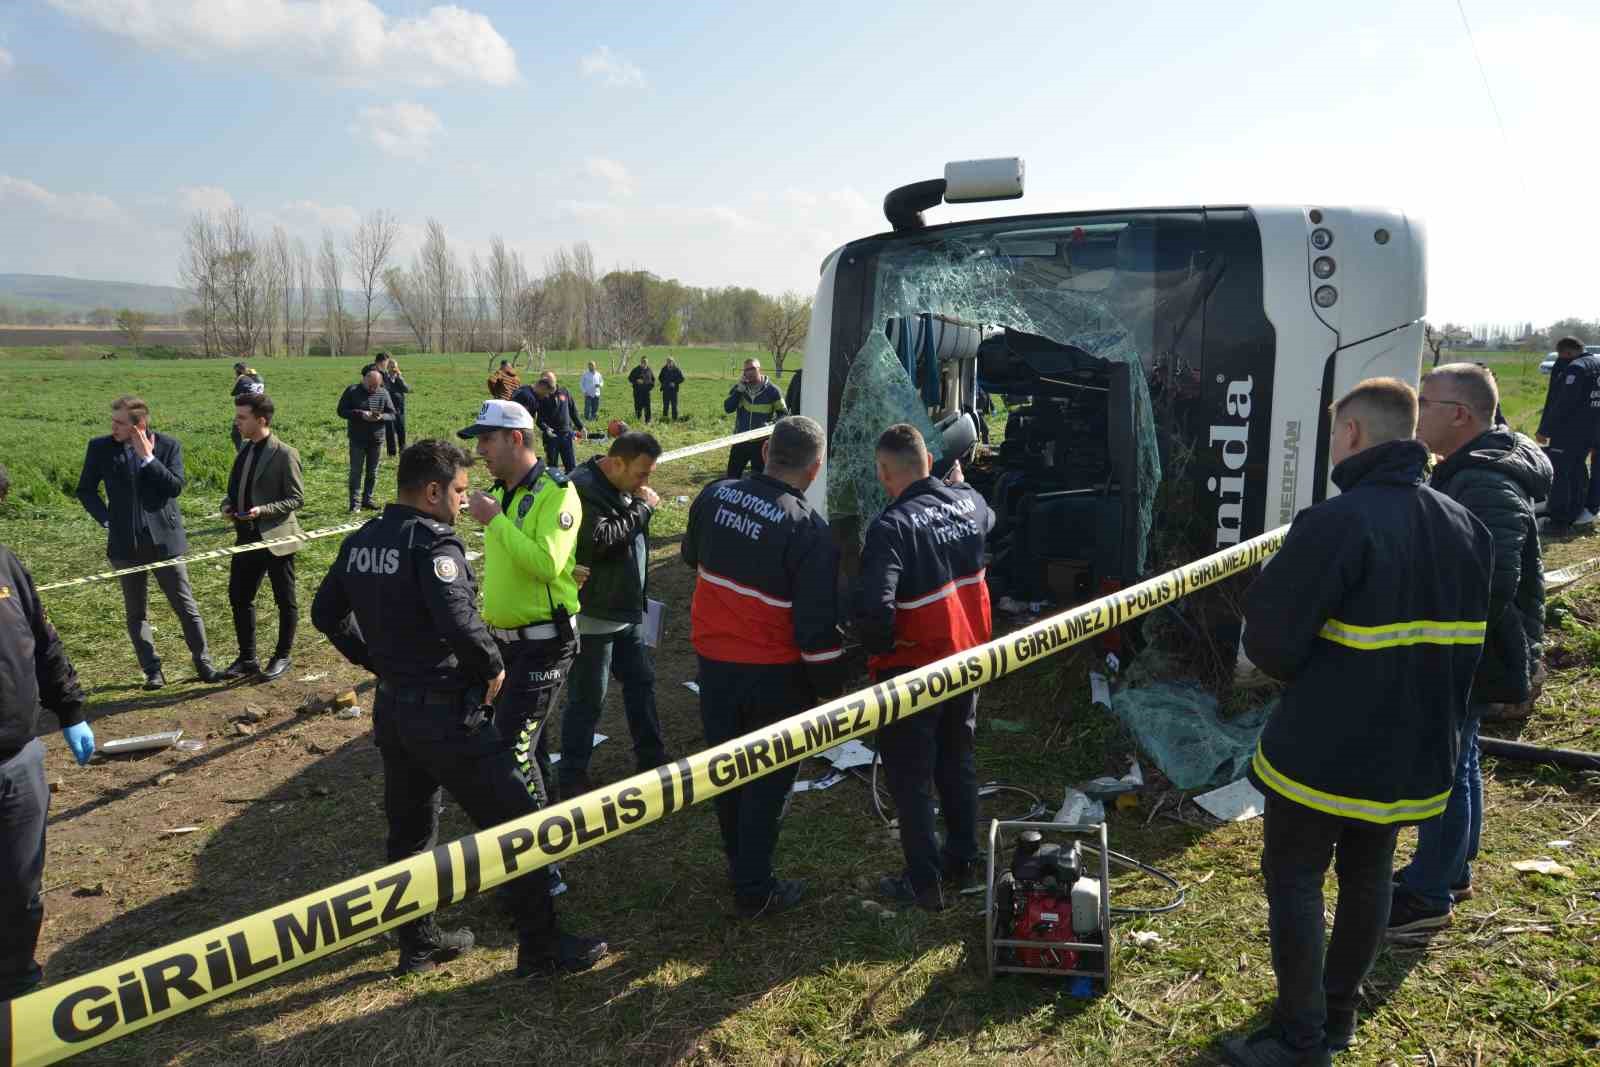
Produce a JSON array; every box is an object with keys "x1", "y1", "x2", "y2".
[{"x1": 986, "y1": 820, "x2": 1112, "y2": 992}]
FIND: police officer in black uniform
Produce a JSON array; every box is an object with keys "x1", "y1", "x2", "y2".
[{"x1": 311, "y1": 439, "x2": 606, "y2": 978}]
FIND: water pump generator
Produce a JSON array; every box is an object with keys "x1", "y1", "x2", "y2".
[{"x1": 984, "y1": 819, "x2": 1113, "y2": 990}]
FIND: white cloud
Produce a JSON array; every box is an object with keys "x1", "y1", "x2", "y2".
[
  {"x1": 0, "y1": 46, "x2": 14, "y2": 75},
  {"x1": 554, "y1": 199, "x2": 624, "y2": 226},
  {"x1": 579, "y1": 46, "x2": 645, "y2": 89},
  {"x1": 1, "y1": 174, "x2": 130, "y2": 225},
  {"x1": 47, "y1": 0, "x2": 518, "y2": 88},
  {"x1": 583, "y1": 157, "x2": 635, "y2": 198},
  {"x1": 353, "y1": 101, "x2": 442, "y2": 159},
  {"x1": 177, "y1": 185, "x2": 235, "y2": 215},
  {"x1": 282, "y1": 198, "x2": 361, "y2": 231}
]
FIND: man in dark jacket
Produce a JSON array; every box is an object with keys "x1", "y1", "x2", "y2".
[
  {"x1": 558, "y1": 432, "x2": 669, "y2": 798},
  {"x1": 658, "y1": 357, "x2": 685, "y2": 421},
  {"x1": 1388, "y1": 364, "x2": 1551, "y2": 935},
  {"x1": 230, "y1": 362, "x2": 264, "y2": 451},
  {"x1": 1225, "y1": 377, "x2": 1492, "y2": 1067},
  {"x1": 337, "y1": 369, "x2": 397, "y2": 512},
  {"x1": 855, "y1": 425, "x2": 993, "y2": 912},
  {"x1": 725, "y1": 358, "x2": 787, "y2": 479},
  {"x1": 76, "y1": 394, "x2": 218, "y2": 688},
  {"x1": 380, "y1": 354, "x2": 411, "y2": 457},
  {"x1": 683, "y1": 416, "x2": 843, "y2": 917},
  {"x1": 1535, "y1": 335, "x2": 1598, "y2": 531},
  {"x1": 628, "y1": 358, "x2": 655, "y2": 423},
  {"x1": 1, "y1": 463, "x2": 94, "y2": 1000},
  {"x1": 514, "y1": 372, "x2": 585, "y2": 474}
]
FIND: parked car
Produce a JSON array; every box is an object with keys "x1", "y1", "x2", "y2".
[{"x1": 1541, "y1": 344, "x2": 1600, "y2": 374}]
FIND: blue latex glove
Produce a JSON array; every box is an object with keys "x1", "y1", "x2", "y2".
[{"x1": 62, "y1": 721, "x2": 95, "y2": 766}]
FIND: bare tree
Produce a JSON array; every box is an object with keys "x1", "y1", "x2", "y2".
[
  {"x1": 268, "y1": 226, "x2": 293, "y2": 356},
  {"x1": 295, "y1": 237, "x2": 314, "y2": 357},
  {"x1": 384, "y1": 266, "x2": 435, "y2": 351},
  {"x1": 760, "y1": 291, "x2": 811, "y2": 378},
  {"x1": 596, "y1": 268, "x2": 652, "y2": 374},
  {"x1": 469, "y1": 251, "x2": 492, "y2": 354},
  {"x1": 178, "y1": 212, "x2": 223, "y2": 356},
  {"x1": 216, "y1": 207, "x2": 269, "y2": 359},
  {"x1": 514, "y1": 274, "x2": 554, "y2": 370},
  {"x1": 347, "y1": 209, "x2": 398, "y2": 355},
  {"x1": 418, "y1": 219, "x2": 458, "y2": 353},
  {"x1": 488, "y1": 235, "x2": 518, "y2": 352},
  {"x1": 318, "y1": 231, "x2": 348, "y2": 357},
  {"x1": 572, "y1": 241, "x2": 599, "y2": 347}
]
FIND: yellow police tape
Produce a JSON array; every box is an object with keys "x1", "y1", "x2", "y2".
[
  {"x1": 3, "y1": 522, "x2": 1284, "y2": 1066},
  {"x1": 1545, "y1": 553, "x2": 1600, "y2": 593},
  {"x1": 32, "y1": 426, "x2": 776, "y2": 596}
]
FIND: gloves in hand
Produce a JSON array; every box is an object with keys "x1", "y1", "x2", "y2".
[{"x1": 62, "y1": 721, "x2": 95, "y2": 765}]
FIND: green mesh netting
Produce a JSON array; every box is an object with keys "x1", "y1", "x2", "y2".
[{"x1": 1109, "y1": 682, "x2": 1273, "y2": 790}]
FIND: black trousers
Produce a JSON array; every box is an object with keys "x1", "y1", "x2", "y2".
[
  {"x1": 1260, "y1": 790, "x2": 1400, "y2": 1051},
  {"x1": 697, "y1": 656, "x2": 811, "y2": 899},
  {"x1": 726, "y1": 439, "x2": 766, "y2": 480},
  {"x1": 875, "y1": 683, "x2": 979, "y2": 893},
  {"x1": 0, "y1": 739, "x2": 48, "y2": 999},
  {"x1": 374, "y1": 684, "x2": 557, "y2": 941},
  {"x1": 544, "y1": 432, "x2": 577, "y2": 474},
  {"x1": 385, "y1": 413, "x2": 407, "y2": 457},
  {"x1": 661, "y1": 389, "x2": 679, "y2": 420},
  {"x1": 229, "y1": 543, "x2": 297, "y2": 661},
  {"x1": 632, "y1": 388, "x2": 653, "y2": 423},
  {"x1": 348, "y1": 438, "x2": 382, "y2": 504},
  {"x1": 1546, "y1": 440, "x2": 1589, "y2": 524},
  {"x1": 494, "y1": 631, "x2": 579, "y2": 808}
]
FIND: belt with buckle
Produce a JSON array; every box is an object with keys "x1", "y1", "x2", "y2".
[{"x1": 489, "y1": 617, "x2": 574, "y2": 643}]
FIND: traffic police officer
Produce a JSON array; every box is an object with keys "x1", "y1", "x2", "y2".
[
  {"x1": 683, "y1": 415, "x2": 844, "y2": 917},
  {"x1": 458, "y1": 400, "x2": 584, "y2": 808},
  {"x1": 310, "y1": 439, "x2": 606, "y2": 978},
  {"x1": 853, "y1": 424, "x2": 993, "y2": 912}
]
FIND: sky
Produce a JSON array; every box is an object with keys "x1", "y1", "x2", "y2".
[{"x1": 1, "y1": 0, "x2": 1596, "y2": 327}]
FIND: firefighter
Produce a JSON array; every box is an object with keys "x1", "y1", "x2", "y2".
[
  {"x1": 458, "y1": 400, "x2": 583, "y2": 812},
  {"x1": 682, "y1": 416, "x2": 843, "y2": 917},
  {"x1": 724, "y1": 358, "x2": 787, "y2": 479},
  {"x1": 310, "y1": 440, "x2": 606, "y2": 977},
  {"x1": 853, "y1": 424, "x2": 993, "y2": 911},
  {"x1": 1223, "y1": 378, "x2": 1491, "y2": 1066}
]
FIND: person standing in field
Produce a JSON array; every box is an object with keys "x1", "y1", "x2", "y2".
[
  {"x1": 1535, "y1": 336, "x2": 1599, "y2": 531},
  {"x1": 725, "y1": 358, "x2": 787, "y2": 479},
  {"x1": 658, "y1": 357, "x2": 685, "y2": 421},
  {"x1": 580, "y1": 360, "x2": 604, "y2": 421},
  {"x1": 230, "y1": 362, "x2": 264, "y2": 451},
  {"x1": 338, "y1": 369, "x2": 396, "y2": 512},
  {"x1": 380, "y1": 354, "x2": 411, "y2": 457},
  {"x1": 628, "y1": 357, "x2": 655, "y2": 424},
  {"x1": 489, "y1": 359, "x2": 521, "y2": 401},
  {"x1": 75, "y1": 394, "x2": 220, "y2": 688}
]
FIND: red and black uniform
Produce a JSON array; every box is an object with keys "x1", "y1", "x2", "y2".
[
  {"x1": 854, "y1": 477, "x2": 994, "y2": 900},
  {"x1": 682, "y1": 472, "x2": 843, "y2": 904}
]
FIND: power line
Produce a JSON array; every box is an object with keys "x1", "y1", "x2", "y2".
[{"x1": 1454, "y1": 0, "x2": 1511, "y2": 148}]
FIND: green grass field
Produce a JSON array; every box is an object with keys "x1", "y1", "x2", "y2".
[{"x1": 0, "y1": 345, "x2": 1595, "y2": 1067}]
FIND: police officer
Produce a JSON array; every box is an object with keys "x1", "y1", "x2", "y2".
[
  {"x1": 513, "y1": 371, "x2": 586, "y2": 475},
  {"x1": 310, "y1": 440, "x2": 606, "y2": 978},
  {"x1": 683, "y1": 415, "x2": 843, "y2": 917},
  {"x1": 459, "y1": 400, "x2": 583, "y2": 810},
  {"x1": 1536, "y1": 336, "x2": 1600, "y2": 531},
  {"x1": 1, "y1": 462, "x2": 95, "y2": 1000},
  {"x1": 853, "y1": 425, "x2": 993, "y2": 912}
]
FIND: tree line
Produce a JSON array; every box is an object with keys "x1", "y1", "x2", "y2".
[{"x1": 168, "y1": 206, "x2": 812, "y2": 374}]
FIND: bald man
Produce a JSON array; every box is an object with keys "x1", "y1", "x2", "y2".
[{"x1": 337, "y1": 369, "x2": 397, "y2": 512}]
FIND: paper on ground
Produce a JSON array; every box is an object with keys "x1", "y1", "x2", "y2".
[
  {"x1": 682, "y1": 681, "x2": 700, "y2": 695},
  {"x1": 546, "y1": 733, "x2": 607, "y2": 765},
  {"x1": 1194, "y1": 777, "x2": 1266, "y2": 822},
  {"x1": 822, "y1": 739, "x2": 876, "y2": 771},
  {"x1": 791, "y1": 770, "x2": 847, "y2": 793},
  {"x1": 1089, "y1": 672, "x2": 1111, "y2": 708}
]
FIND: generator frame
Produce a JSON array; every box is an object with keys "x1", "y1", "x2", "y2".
[{"x1": 984, "y1": 818, "x2": 1114, "y2": 988}]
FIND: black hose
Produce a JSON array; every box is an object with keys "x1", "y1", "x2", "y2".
[{"x1": 1479, "y1": 737, "x2": 1600, "y2": 771}]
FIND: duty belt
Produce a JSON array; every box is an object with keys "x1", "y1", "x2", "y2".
[
  {"x1": 376, "y1": 681, "x2": 469, "y2": 710},
  {"x1": 490, "y1": 616, "x2": 576, "y2": 643}
]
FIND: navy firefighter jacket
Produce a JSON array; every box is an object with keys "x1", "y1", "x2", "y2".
[{"x1": 854, "y1": 477, "x2": 994, "y2": 676}]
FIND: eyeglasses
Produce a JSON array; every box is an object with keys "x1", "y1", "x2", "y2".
[{"x1": 1417, "y1": 397, "x2": 1471, "y2": 411}]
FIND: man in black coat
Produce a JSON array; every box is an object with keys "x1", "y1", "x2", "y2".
[
  {"x1": 378, "y1": 354, "x2": 411, "y2": 457},
  {"x1": 658, "y1": 358, "x2": 685, "y2": 421},
  {"x1": 1, "y1": 463, "x2": 94, "y2": 1000},
  {"x1": 1224, "y1": 377, "x2": 1492, "y2": 1067},
  {"x1": 628, "y1": 357, "x2": 655, "y2": 423},
  {"x1": 558, "y1": 431, "x2": 669, "y2": 798},
  {"x1": 337, "y1": 369, "x2": 397, "y2": 511},
  {"x1": 75, "y1": 395, "x2": 219, "y2": 688},
  {"x1": 1388, "y1": 364, "x2": 1551, "y2": 935},
  {"x1": 230, "y1": 362, "x2": 264, "y2": 451},
  {"x1": 1535, "y1": 335, "x2": 1598, "y2": 530}
]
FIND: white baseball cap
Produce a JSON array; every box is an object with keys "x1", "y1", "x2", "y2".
[{"x1": 458, "y1": 398, "x2": 534, "y2": 438}]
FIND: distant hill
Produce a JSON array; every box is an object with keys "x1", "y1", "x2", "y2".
[{"x1": 0, "y1": 273, "x2": 193, "y2": 316}]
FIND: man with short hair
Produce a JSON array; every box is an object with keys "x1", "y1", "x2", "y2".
[
  {"x1": 515, "y1": 371, "x2": 586, "y2": 475},
  {"x1": 76, "y1": 395, "x2": 219, "y2": 688},
  {"x1": 725, "y1": 358, "x2": 787, "y2": 479},
  {"x1": 628, "y1": 356, "x2": 655, "y2": 423},
  {"x1": 855, "y1": 424, "x2": 993, "y2": 912},
  {"x1": 1535, "y1": 336, "x2": 1599, "y2": 531},
  {"x1": 658, "y1": 357, "x2": 685, "y2": 421},
  {"x1": 338, "y1": 369, "x2": 397, "y2": 512},
  {"x1": 460, "y1": 400, "x2": 583, "y2": 817},
  {"x1": 683, "y1": 416, "x2": 844, "y2": 918},
  {"x1": 1387, "y1": 364, "x2": 1550, "y2": 935},
  {"x1": 559, "y1": 431, "x2": 669, "y2": 797},
  {"x1": 1, "y1": 462, "x2": 94, "y2": 1000},
  {"x1": 580, "y1": 360, "x2": 604, "y2": 421},
  {"x1": 219, "y1": 393, "x2": 305, "y2": 682},
  {"x1": 1222, "y1": 378, "x2": 1492, "y2": 1066},
  {"x1": 312, "y1": 439, "x2": 606, "y2": 978}
]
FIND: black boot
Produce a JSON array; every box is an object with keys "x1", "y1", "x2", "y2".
[
  {"x1": 515, "y1": 931, "x2": 607, "y2": 978},
  {"x1": 394, "y1": 916, "x2": 475, "y2": 975}
]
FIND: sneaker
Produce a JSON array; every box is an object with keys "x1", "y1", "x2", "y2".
[
  {"x1": 515, "y1": 932, "x2": 607, "y2": 977},
  {"x1": 1392, "y1": 871, "x2": 1472, "y2": 901},
  {"x1": 1386, "y1": 891, "x2": 1451, "y2": 938},
  {"x1": 1325, "y1": 1008, "x2": 1356, "y2": 1052},
  {"x1": 1576, "y1": 509, "x2": 1598, "y2": 526},
  {"x1": 735, "y1": 878, "x2": 807, "y2": 919},
  {"x1": 879, "y1": 872, "x2": 947, "y2": 912},
  {"x1": 349, "y1": 501, "x2": 360, "y2": 514},
  {"x1": 394, "y1": 918, "x2": 474, "y2": 975},
  {"x1": 1221, "y1": 1026, "x2": 1332, "y2": 1067},
  {"x1": 143, "y1": 668, "x2": 167, "y2": 691}
]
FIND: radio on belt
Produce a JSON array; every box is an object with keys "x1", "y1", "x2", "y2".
[{"x1": 984, "y1": 818, "x2": 1113, "y2": 993}]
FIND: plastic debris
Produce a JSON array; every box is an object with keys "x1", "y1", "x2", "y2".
[
  {"x1": 1054, "y1": 787, "x2": 1105, "y2": 827},
  {"x1": 1082, "y1": 759, "x2": 1143, "y2": 800},
  {"x1": 174, "y1": 739, "x2": 205, "y2": 753},
  {"x1": 1127, "y1": 931, "x2": 1163, "y2": 947},
  {"x1": 161, "y1": 827, "x2": 201, "y2": 836},
  {"x1": 1088, "y1": 672, "x2": 1111, "y2": 709},
  {"x1": 155, "y1": 772, "x2": 176, "y2": 786},
  {"x1": 1548, "y1": 840, "x2": 1575, "y2": 850},
  {"x1": 1108, "y1": 682, "x2": 1271, "y2": 790},
  {"x1": 298, "y1": 672, "x2": 329, "y2": 682},
  {"x1": 1194, "y1": 778, "x2": 1266, "y2": 822},
  {"x1": 1511, "y1": 859, "x2": 1574, "y2": 877},
  {"x1": 101, "y1": 730, "x2": 184, "y2": 756},
  {"x1": 682, "y1": 681, "x2": 700, "y2": 695},
  {"x1": 333, "y1": 706, "x2": 363, "y2": 721}
]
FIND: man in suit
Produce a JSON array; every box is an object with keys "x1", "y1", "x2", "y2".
[
  {"x1": 337, "y1": 369, "x2": 397, "y2": 512},
  {"x1": 220, "y1": 393, "x2": 306, "y2": 682},
  {"x1": 76, "y1": 395, "x2": 219, "y2": 689}
]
